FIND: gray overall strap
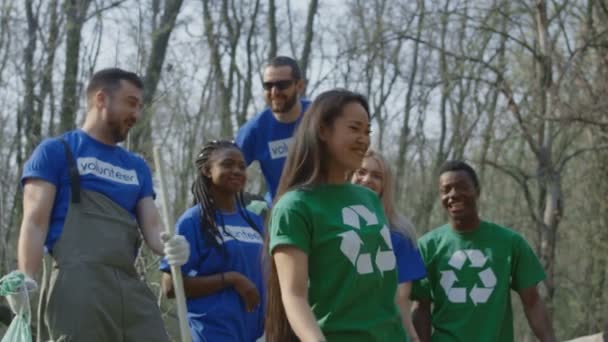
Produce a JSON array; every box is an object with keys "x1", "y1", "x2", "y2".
[{"x1": 59, "y1": 139, "x2": 80, "y2": 203}]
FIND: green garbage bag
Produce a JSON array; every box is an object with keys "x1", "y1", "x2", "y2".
[{"x1": 0, "y1": 271, "x2": 33, "y2": 342}]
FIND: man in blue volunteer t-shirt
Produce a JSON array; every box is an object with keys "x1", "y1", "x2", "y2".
[
  {"x1": 236, "y1": 56, "x2": 311, "y2": 203},
  {"x1": 8, "y1": 68, "x2": 189, "y2": 341}
]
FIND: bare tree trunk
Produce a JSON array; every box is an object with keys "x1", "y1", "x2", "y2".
[
  {"x1": 0, "y1": 0, "x2": 14, "y2": 87},
  {"x1": 131, "y1": 0, "x2": 184, "y2": 160},
  {"x1": 414, "y1": 0, "x2": 452, "y2": 231},
  {"x1": 267, "y1": 0, "x2": 277, "y2": 60},
  {"x1": 7, "y1": 1, "x2": 40, "y2": 272},
  {"x1": 238, "y1": 0, "x2": 261, "y2": 126},
  {"x1": 534, "y1": 0, "x2": 560, "y2": 306},
  {"x1": 59, "y1": 0, "x2": 92, "y2": 133},
  {"x1": 0, "y1": 0, "x2": 15, "y2": 276},
  {"x1": 587, "y1": 130, "x2": 608, "y2": 335},
  {"x1": 590, "y1": 1, "x2": 608, "y2": 333},
  {"x1": 39, "y1": 0, "x2": 60, "y2": 137},
  {"x1": 202, "y1": 0, "x2": 232, "y2": 138},
  {"x1": 300, "y1": 0, "x2": 318, "y2": 91},
  {"x1": 487, "y1": 1, "x2": 562, "y2": 317},
  {"x1": 395, "y1": 0, "x2": 424, "y2": 197},
  {"x1": 221, "y1": 0, "x2": 242, "y2": 138},
  {"x1": 477, "y1": 0, "x2": 508, "y2": 182},
  {"x1": 23, "y1": 0, "x2": 39, "y2": 155}
]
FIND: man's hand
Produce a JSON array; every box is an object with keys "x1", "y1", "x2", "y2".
[
  {"x1": 161, "y1": 233, "x2": 190, "y2": 266},
  {"x1": 519, "y1": 285, "x2": 556, "y2": 342},
  {"x1": 412, "y1": 299, "x2": 432, "y2": 342},
  {"x1": 5, "y1": 273, "x2": 37, "y2": 316}
]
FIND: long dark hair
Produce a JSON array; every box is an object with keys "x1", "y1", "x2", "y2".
[
  {"x1": 265, "y1": 89, "x2": 370, "y2": 342},
  {"x1": 192, "y1": 140, "x2": 261, "y2": 253}
]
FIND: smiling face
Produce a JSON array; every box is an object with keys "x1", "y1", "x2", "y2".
[
  {"x1": 439, "y1": 170, "x2": 480, "y2": 228},
  {"x1": 99, "y1": 80, "x2": 143, "y2": 143},
  {"x1": 352, "y1": 156, "x2": 384, "y2": 195},
  {"x1": 263, "y1": 65, "x2": 302, "y2": 115},
  {"x1": 205, "y1": 147, "x2": 247, "y2": 196},
  {"x1": 321, "y1": 101, "x2": 371, "y2": 178}
]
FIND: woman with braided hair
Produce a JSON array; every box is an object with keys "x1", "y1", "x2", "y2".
[{"x1": 160, "y1": 140, "x2": 265, "y2": 342}]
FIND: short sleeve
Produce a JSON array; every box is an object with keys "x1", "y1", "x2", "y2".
[
  {"x1": 391, "y1": 232, "x2": 427, "y2": 283},
  {"x1": 410, "y1": 237, "x2": 432, "y2": 300},
  {"x1": 136, "y1": 157, "x2": 156, "y2": 200},
  {"x1": 236, "y1": 121, "x2": 257, "y2": 165},
  {"x1": 269, "y1": 193, "x2": 312, "y2": 254},
  {"x1": 21, "y1": 139, "x2": 65, "y2": 187},
  {"x1": 160, "y1": 210, "x2": 201, "y2": 276},
  {"x1": 510, "y1": 234, "x2": 546, "y2": 291}
]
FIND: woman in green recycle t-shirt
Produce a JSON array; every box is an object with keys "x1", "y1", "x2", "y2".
[{"x1": 265, "y1": 89, "x2": 406, "y2": 342}]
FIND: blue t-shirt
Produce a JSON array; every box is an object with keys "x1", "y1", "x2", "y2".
[
  {"x1": 160, "y1": 206, "x2": 265, "y2": 342},
  {"x1": 391, "y1": 231, "x2": 427, "y2": 283},
  {"x1": 235, "y1": 99, "x2": 311, "y2": 202},
  {"x1": 21, "y1": 130, "x2": 155, "y2": 251}
]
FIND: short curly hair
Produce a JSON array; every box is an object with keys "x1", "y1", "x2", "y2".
[{"x1": 438, "y1": 160, "x2": 480, "y2": 192}]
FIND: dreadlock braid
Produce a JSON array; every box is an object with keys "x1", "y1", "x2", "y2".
[
  {"x1": 191, "y1": 140, "x2": 262, "y2": 254},
  {"x1": 236, "y1": 192, "x2": 262, "y2": 235}
]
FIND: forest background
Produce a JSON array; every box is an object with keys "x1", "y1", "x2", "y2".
[{"x1": 0, "y1": 0, "x2": 607, "y2": 341}]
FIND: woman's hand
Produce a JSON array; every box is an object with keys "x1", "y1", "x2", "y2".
[{"x1": 226, "y1": 272, "x2": 260, "y2": 312}]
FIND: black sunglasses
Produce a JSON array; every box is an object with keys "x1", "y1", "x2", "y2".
[{"x1": 262, "y1": 80, "x2": 295, "y2": 91}]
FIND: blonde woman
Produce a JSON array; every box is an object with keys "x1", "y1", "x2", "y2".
[{"x1": 352, "y1": 150, "x2": 426, "y2": 342}]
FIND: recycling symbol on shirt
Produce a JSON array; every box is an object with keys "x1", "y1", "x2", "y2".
[
  {"x1": 440, "y1": 249, "x2": 497, "y2": 305},
  {"x1": 338, "y1": 205, "x2": 396, "y2": 275}
]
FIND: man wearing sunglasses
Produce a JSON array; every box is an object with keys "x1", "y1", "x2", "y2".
[{"x1": 236, "y1": 56, "x2": 311, "y2": 203}]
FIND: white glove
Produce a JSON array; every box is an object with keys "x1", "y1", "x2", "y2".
[
  {"x1": 6, "y1": 275, "x2": 37, "y2": 315},
  {"x1": 161, "y1": 232, "x2": 190, "y2": 266}
]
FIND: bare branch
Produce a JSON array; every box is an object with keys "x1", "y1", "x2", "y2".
[
  {"x1": 85, "y1": 0, "x2": 125, "y2": 22},
  {"x1": 558, "y1": 145, "x2": 608, "y2": 173},
  {"x1": 483, "y1": 160, "x2": 545, "y2": 228}
]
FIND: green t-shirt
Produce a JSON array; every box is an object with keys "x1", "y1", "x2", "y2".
[
  {"x1": 269, "y1": 183, "x2": 406, "y2": 342},
  {"x1": 412, "y1": 221, "x2": 546, "y2": 342}
]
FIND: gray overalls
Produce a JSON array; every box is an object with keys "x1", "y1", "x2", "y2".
[{"x1": 36, "y1": 140, "x2": 169, "y2": 342}]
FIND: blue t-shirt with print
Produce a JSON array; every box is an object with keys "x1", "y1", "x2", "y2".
[
  {"x1": 160, "y1": 206, "x2": 265, "y2": 342},
  {"x1": 21, "y1": 130, "x2": 155, "y2": 251},
  {"x1": 391, "y1": 231, "x2": 427, "y2": 283},
  {"x1": 235, "y1": 99, "x2": 311, "y2": 202}
]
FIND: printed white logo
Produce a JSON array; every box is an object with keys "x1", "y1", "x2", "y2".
[
  {"x1": 77, "y1": 157, "x2": 139, "y2": 185},
  {"x1": 268, "y1": 137, "x2": 293, "y2": 159},
  {"x1": 217, "y1": 225, "x2": 263, "y2": 245},
  {"x1": 339, "y1": 205, "x2": 396, "y2": 275},
  {"x1": 440, "y1": 249, "x2": 497, "y2": 305}
]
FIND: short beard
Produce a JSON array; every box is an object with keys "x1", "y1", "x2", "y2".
[
  {"x1": 271, "y1": 92, "x2": 298, "y2": 114},
  {"x1": 106, "y1": 101, "x2": 128, "y2": 144},
  {"x1": 114, "y1": 127, "x2": 127, "y2": 143},
  {"x1": 108, "y1": 121, "x2": 127, "y2": 143}
]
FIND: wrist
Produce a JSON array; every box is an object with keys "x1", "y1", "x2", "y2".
[
  {"x1": 18, "y1": 263, "x2": 37, "y2": 280},
  {"x1": 15, "y1": 270, "x2": 37, "y2": 290},
  {"x1": 224, "y1": 271, "x2": 239, "y2": 287}
]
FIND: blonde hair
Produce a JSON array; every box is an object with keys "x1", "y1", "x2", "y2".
[{"x1": 361, "y1": 150, "x2": 417, "y2": 242}]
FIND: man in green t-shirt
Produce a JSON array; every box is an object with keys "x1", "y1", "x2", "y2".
[{"x1": 411, "y1": 160, "x2": 556, "y2": 342}]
